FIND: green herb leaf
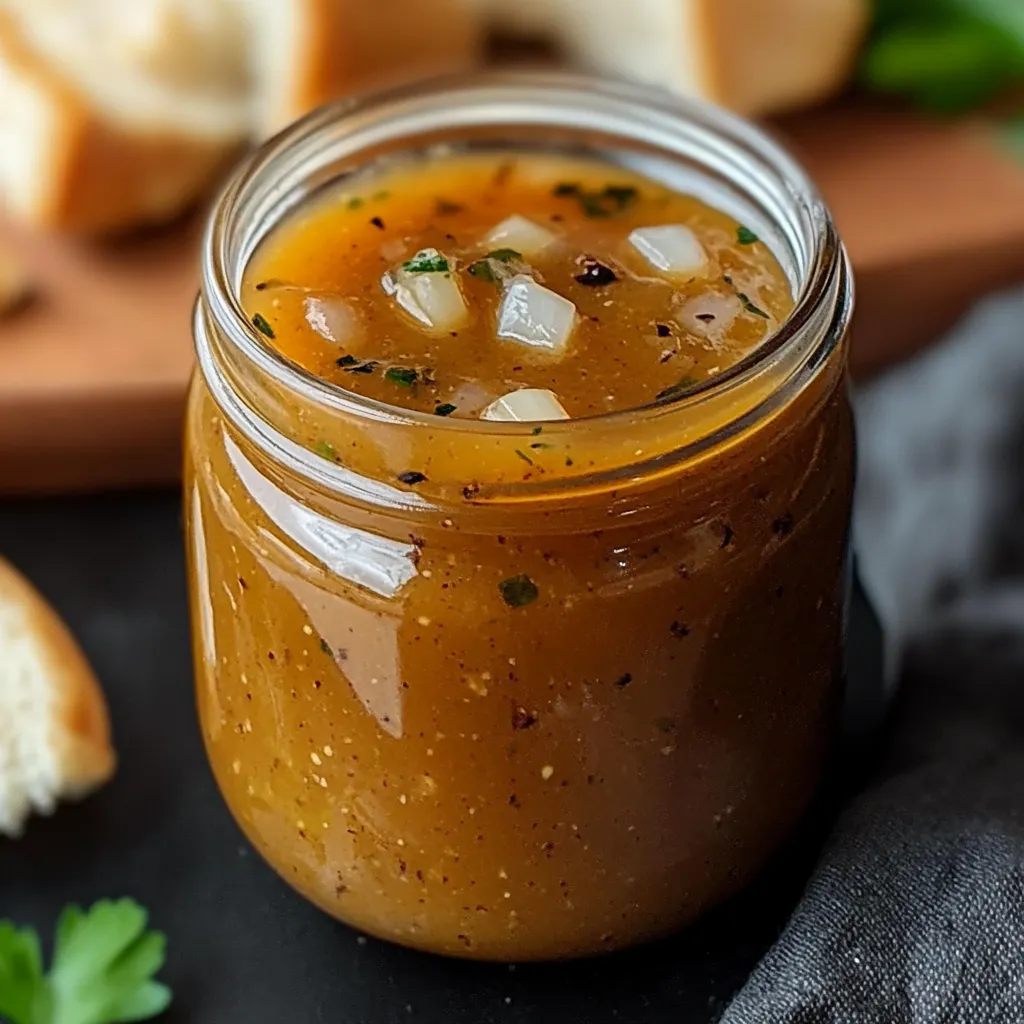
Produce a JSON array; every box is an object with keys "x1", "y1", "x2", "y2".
[
  {"x1": 336, "y1": 354, "x2": 359, "y2": 367},
  {"x1": 0, "y1": 900, "x2": 173, "y2": 1024},
  {"x1": 554, "y1": 182, "x2": 639, "y2": 218},
  {"x1": 0, "y1": 921, "x2": 46, "y2": 1024},
  {"x1": 314, "y1": 440, "x2": 336, "y2": 461},
  {"x1": 402, "y1": 250, "x2": 450, "y2": 274},
  {"x1": 486, "y1": 248, "x2": 523, "y2": 263},
  {"x1": 514, "y1": 449, "x2": 534, "y2": 466},
  {"x1": 862, "y1": 2, "x2": 1024, "y2": 112},
  {"x1": 738, "y1": 294, "x2": 770, "y2": 319},
  {"x1": 737, "y1": 226, "x2": 759, "y2": 245},
  {"x1": 346, "y1": 196, "x2": 364, "y2": 210},
  {"x1": 434, "y1": 403, "x2": 457, "y2": 417},
  {"x1": 467, "y1": 260, "x2": 498, "y2": 284},
  {"x1": 385, "y1": 367, "x2": 419, "y2": 387},
  {"x1": 320, "y1": 638, "x2": 332, "y2": 656},
  {"x1": 499, "y1": 574, "x2": 539, "y2": 608},
  {"x1": 252, "y1": 313, "x2": 275, "y2": 339}
]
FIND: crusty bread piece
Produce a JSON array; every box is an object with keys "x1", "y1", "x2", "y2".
[
  {"x1": 0, "y1": 1, "x2": 251, "y2": 233},
  {"x1": 0, "y1": 555, "x2": 115, "y2": 838},
  {"x1": 485, "y1": 0, "x2": 870, "y2": 117},
  {"x1": 251, "y1": 0, "x2": 483, "y2": 138},
  {"x1": 0, "y1": 0, "x2": 482, "y2": 232}
]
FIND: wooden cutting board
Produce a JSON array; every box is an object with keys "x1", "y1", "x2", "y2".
[{"x1": 1, "y1": 101, "x2": 1023, "y2": 495}]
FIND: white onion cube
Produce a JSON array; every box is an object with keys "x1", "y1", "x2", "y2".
[
  {"x1": 629, "y1": 225, "x2": 709, "y2": 278},
  {"x1": 482, "y1": 389, "x2": 569, "y2": 423},
  {"x1": 305, "y1": 295, "x2": 360, "y2": 345},
  {"x1": 486, "y1": 215, "x2": 556, "y2": 258},
  {"x1": 382, "y1": 249, "x2": 468, "y2": 334},
  {"x1": 497, "y1": 275, "x2": 576, "y2": 353}
]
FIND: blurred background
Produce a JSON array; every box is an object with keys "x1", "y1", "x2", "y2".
[{"x1": 0, "y1": 0, "x2": 1020, "y2": 495}]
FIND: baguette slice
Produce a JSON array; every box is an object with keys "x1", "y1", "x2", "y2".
[
  {"x1": 0, "y1": 555, "x2": 115, "y2": 838},
  {"x1": 0, "y1": 2, "x2": 251, "y2": 234},
  {"x1": 486, "y1": 0, "x2": 869, "y2": 118},
  {"x1": 250, "y1": 0, "x2": 484, "y2": 138}
]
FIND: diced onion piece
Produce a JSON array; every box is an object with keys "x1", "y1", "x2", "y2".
[
  {"x1": 629, "y1": 225, "x2": 709, "y2": 278},
  {"x1": 486, "y1": 215, "x2": 557, "y2": 257},
  {"x1": 496, "y1": 275, "x2": 577, "y2": 353},
  {"x1": 304, "y1": 295, "x2": 360, "y2": 345},
  {"x1": 482, "y1": 389, "x2": 570, "y2": 423},
  {"x1": 382, "y1": 249, "x2": 468, "y2": 334},
  {"x1": 675, "y1": 292, "x2": 742, "y2": 337}
]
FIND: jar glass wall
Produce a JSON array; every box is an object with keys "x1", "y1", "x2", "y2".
[{"x1": 186, "y1": 73, "x2": 854, "y2": 961}]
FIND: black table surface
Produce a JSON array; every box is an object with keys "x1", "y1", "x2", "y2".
[{"x1": 0, "y1": 490, "x2": 882, "y2": 1024}]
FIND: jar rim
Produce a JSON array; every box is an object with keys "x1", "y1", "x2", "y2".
[{"x1": 199, "y1": 70, "x2": 851, "y2": 455}]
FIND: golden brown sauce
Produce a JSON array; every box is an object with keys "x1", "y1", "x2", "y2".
[
  {"x1": 187, "y1": 149, "x2": 853, "y2": 961},
  {"x1": 242, "y1": 153, "x2": 792, "y2": 418}
]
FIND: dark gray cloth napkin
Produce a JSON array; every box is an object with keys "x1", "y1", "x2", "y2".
[{"x1": 723, "y1": 287, "x2": 1024, "y2": 1023}]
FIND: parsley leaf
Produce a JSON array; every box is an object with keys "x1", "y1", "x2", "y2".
[
  {"x1": 553, "y1": 182, "x2": 639, "y2": 218},
  {"x1": 0, "y1": 899, "x2": 171, "y2": 1024},
  {"x1": 863, "y1": 1, "x2": 1024, "y2": 112},
  {"x1": 251, "y1": 313, "x2": 275, "y2": 339},
  {"x1": 737, "y1": 226, "x2": 759, "y2": 245},
  {"x1": 385, "y1": 367, "x2": 419, "y2": 387},
  {"x1": 499, "y1": 574, "x2": 539, "y2": 608},
  {"x1": 402, "y1": 250, "x2": 450, "y2": 274},
  {"x1": 314, "y1": 440, "x2": 336, "y2": 461},
  {"x1": 434, "y1": 403, "x2": 457, "y2": 417}
]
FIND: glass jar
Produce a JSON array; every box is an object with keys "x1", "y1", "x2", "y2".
[{"x1": 186, "y1": 73, "x2": 854, "y2": 962}]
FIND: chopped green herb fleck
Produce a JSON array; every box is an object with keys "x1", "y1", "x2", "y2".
[
  {"x1": 345, "y1": 360, "x2": 378, "y2": 375},
  {"x1": 347, "y1": 196, "x2": 365, "y2": 210},
  {"x1": 314, "y1": 440, "x2": 336, "y2": 461},
  {"x1": 738, "y1": 294, "x2": 770, "y2": 319},
  {"x1": 737, "y1": 226, "x2": 759, "y2": 245},
  {"x1": 657, "y1": 376, "x2": 699, "y2": 402},
  {"x1": 560, "y1": 184, "x2": 640, "y2": 218},
  {"x1": 530, "y1": 442, "x2": 554, "y2": 450},
  {"x1": 468, "y1": 259, "x2": 498, "y2": 283},
  {"x1": 499, "y1": 574, "x2": 539, "y2": 608},
  {"x1": 252, "y1": 313, "x2": 275, "y2": 339},
  {"x1": 398, "y1": 471, "x2": 427, "y2": 486},
  {"x1": 531, "y1": 426, "x2": 543, "y2": 436},
  {"x1": 487, "y1": 248, "x2": 522, "y2": 263},
  {"x1": 724, "y1": 275, "x2": 770, "y2": 318},
  {"x1": 385, "y1": 366, "x2": 419, "y2": 387},
  {"x1": 320, "y1": 638, "x2": 332, "y2": 655},
  {"x1": 402, "y1": 251, "x2": 450, "y2": 274},
  {"x1": 434, "y1": 403, "x2": 457, "y2": 417},
  {"x1": 514, "y1": 449, "x2": 534, "y2": 466},
  {"x1": 336, "y1": 354, "x2": 359, "y2": 367}
]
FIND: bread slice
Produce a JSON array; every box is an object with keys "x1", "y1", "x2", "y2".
[
  {"x1": 485, "y1": 0, "x2": 869, "y2": 117},
  {"x1": 0, "y1": 2, "x2": 249, "y2": 234},
  {"x1": 249, "y1": 0, "x2": 483, "y2": 138},
  {"x1": 0, "y1": 555, "x2": 115, "y2": 837}
]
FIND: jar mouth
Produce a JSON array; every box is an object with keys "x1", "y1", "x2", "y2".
[{"x1": 200, "y1": 70, "x2": 850, "y2": 444}]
